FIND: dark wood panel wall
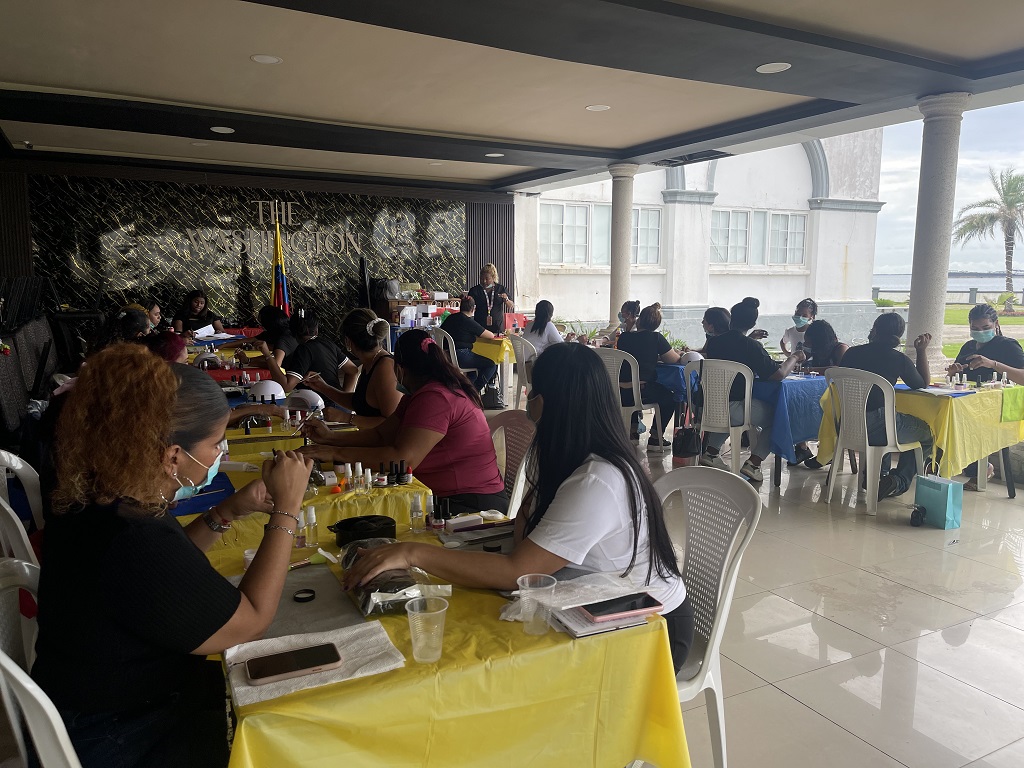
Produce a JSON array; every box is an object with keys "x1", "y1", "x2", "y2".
[
  {"x1": 0, "y1": 171, "x2": 33, "y2": 277},
  {"x1": 465, "y1": 201, "x2": 515, "y2": 299}
]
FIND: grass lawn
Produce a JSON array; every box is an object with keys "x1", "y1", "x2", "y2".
[
  {"x1": 944, "y1": 303, "x2": 1024, "y2": 325},
  {"x1": 942, "y1": 343, "x2": 961, "y2": 359}
]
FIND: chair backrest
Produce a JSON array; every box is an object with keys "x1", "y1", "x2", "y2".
[
  {"x1": 0, "y1": 649, "x2": 83, "y2": 768},
  {"x1": 487, "y1": 410, "x2": 536, "y2": 516},
  {"x1": 0, "y1": 452, "x2": 43, "y2": 532},
  {"x1": 592, "y1": 348, "x2": 642, "y2": 433},
  {"x1": 654, "y1": 466, "x2": 761, "y2": 680},
  {"x1": 508, "y1": 334, "x2": 537, "y2": 391},
  {"x1": 684, "y1": 359, "x2": 753, "y2": 432},
  {"x1": 0, "y1": 558, "x2": 40, "y2": 671},
  {"x1": 0, "y1": 497, "x2": 37, "y2": 567},
  {"x1": 430, "y1": 328, "x2": 460, "y2": 366},
  {"x1": 824, "y1": 367, "x2": 897, "y2": 451}
]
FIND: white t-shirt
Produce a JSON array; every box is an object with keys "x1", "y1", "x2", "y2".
[
  {"x1": 527, "y1": 455, "x2": 686, "y2": 613},
  {"x1": 524, "y1": 320, "x2": 564, "y2": 358},
  {"x1": 782, "y1": 325, "x2": 809, "y2": 353}
]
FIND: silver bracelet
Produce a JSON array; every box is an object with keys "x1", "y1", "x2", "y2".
[
  {"x1": 264, "y1": 524, "x2": 295, "y2": 537},
  {"x1": 270, "y1": 510, "x2": 301, "y2": 525}
]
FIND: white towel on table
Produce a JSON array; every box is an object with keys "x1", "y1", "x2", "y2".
[{"x1": 225, "y1": 622, "x2": 405, "y2": 707}]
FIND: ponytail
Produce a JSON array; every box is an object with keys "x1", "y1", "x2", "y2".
[{"x1": 395, "y1": 329, "x2": 483, "y2": 407}]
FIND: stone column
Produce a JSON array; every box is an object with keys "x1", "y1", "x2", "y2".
[
  {"x1": 608, "y1": 163, "x2": 639, "y2": 324},
  {"x1": 906, "y1": 92, "x2": 971, "y2": 369}
]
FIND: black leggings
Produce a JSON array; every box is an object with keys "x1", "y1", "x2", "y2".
[
  {"x1": 664, "y1": 597, "x2": 695, "y2": 674},
  {"x1": 440, "y1": 491, "x2": 510, "y2": 516},
  {"x1": 620, "y1": 381, "x2": 676, "y2": 436}
]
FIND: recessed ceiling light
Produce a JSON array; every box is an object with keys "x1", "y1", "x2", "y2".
[
  {"x1": 191, "y1": 141, "x2": 209, "y2": 147},
  {"x1": 755, "y1": 62, "x2": 791, "y2": 74},
  {"x1": 585, "y1": 104, "x2": 611, "y2": 112},
  {"x1": 428, "y1": 161, "x2": 444, "y2": 166},
  {"x1": 250, "y1": 54, "x2": 283, "y2": 65},
  {"x1": 485, "y1": 153, "x2": 505, "y2": 158},
  {"x1": 211, "y1": 126, "x2": 235, "y2": 134}
]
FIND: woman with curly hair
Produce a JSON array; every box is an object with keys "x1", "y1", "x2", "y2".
[{"x1": 32, "y1": 343, "x2": 312, "y2": 768}]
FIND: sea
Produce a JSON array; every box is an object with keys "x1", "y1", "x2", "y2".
[{"x1": 873, "y1": 273, "x2": 1021, "y2": 301}]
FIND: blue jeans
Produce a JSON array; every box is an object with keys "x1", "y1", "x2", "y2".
[
  {"x1": 866, "y1": 408, "x2": 933, "y2": 493},
  {"x1": 705, "y1": 399, "x2": 776, "y2": 462},
  {"x1": 456, "y1": 348, "x2": 497, "y2": 391}
]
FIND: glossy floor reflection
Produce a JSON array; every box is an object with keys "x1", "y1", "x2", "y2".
[{"x1": 644, "y1": 445, "x2": 1024, "y2": 768}]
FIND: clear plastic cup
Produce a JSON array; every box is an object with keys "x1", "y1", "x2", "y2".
[
  {"x1": 243, "y1": 548, "x2": 257, "y2": 570},
  {"x1": 517, "y1": 574, "x2": 557, "y2": 635},
  {"x1": 405, "y1": 597, "x2": 448, "y2": 663}
]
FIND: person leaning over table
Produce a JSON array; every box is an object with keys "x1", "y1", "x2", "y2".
[
  {"x1": 793, "y1": 319, "x2": 850, "y2": 469},
  {"x1": 700, "y1": 297, "x2": 806, "y2": 483},
  {"x1": 342, "y1": 342, "x2": 694, "y2": 672},
  {"x1": 839, "y1": 312, "x2": 934, "y2": 501},
  {"x1": 440, "y1": 295, "x2": 499, "y2": 392},
  {"x1": 220, "y1": 305, "x2": 297, "y2": 369},
  {"x1": 468, "y1": 262, "x2": 513, "y2": 334},
  {"x1": 301, "y1": 308, "x2": 402, "y2": 430},
  {"x1": 300, "y1": 328, "x2": 509, "y2": 516},
  {"x1": 172, "y1": 288, "x2": 225, "y2": 335},
  {"x1": 31, "y1": 343, "x2": 313, "y2": 768},
  {"x1": 262, "y1": 308, "x2": 358, "y2": 406}
]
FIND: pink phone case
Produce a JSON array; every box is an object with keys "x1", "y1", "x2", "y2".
[{"x1": 579, "y1": 597, "x2": 663, "y2": 624}]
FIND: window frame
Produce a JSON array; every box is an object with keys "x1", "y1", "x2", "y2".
[
  {"x1": 539, "y1": 200, "x2": 663, "y2": 268},
  {"x1": 710, "y1": 207, "x2": 808, "y2": 268}
]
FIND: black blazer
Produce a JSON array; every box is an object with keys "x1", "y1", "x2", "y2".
[{"x1": 468, "y1": 283, "x2": 510, "y2": 334}]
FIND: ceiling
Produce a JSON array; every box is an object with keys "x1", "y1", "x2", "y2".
[{"x1": 2, "y1": 0, "x2": 1023, "y2": 195}]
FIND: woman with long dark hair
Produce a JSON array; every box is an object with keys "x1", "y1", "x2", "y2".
[
  {"x1": 301, "y1": 328, "x2": 507, "y2": 514},
  {"x1": 172, "y1": 289, "x2": 225, "y2": 335},
  {"x1": 524, "y1": 299, "x2": 564, "y2": 357},
  {"x1": 343, "y1": 343, "x2": 693, "y2": 671}
]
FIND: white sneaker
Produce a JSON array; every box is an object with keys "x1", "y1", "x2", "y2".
[
  {"x1": 700, "y1": 454, "x2": 728, "y2": 470},
  {"x1": 740, "y1": 460, "x2": 764, "y2": 483}
]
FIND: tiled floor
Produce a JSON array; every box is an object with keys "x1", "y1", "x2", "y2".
[{"x1": 640, "y1": 441, "x2": 1024, "y2": 768}]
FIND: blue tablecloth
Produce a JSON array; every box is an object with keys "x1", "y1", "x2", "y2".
[
  {"x1": 192, "y1": 335, "x2": 247, "y2": 348},
  {"x1": 752, "y1": 376, "x2": 829, "y2": 463}
]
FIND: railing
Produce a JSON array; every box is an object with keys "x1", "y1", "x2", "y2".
[{"x1": 872, "y1": 287, "x2": 1024, "y2": 304}]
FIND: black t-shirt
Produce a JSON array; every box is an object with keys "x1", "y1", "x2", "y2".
[
  {"x1": 441, "y1": 312, "x2": 486, "y2": 350},
  {"x1": 468, "y1": 283, "x2": 509, "y2": 333},
  {"x1": 257, "y1": 330, "x2": 298, "y2": 358},
  {"x1": 616, "y1": 330, "x2": 671, "y2": 383},
  {"x1": 283, "y1": 336, "x2": 350, "y2": 391},
  {"x1": 704, "y1": 329, "x2": 781, "y2": 400},
  {"x1": 173, "y1": 313, "x2": 222, "y2": 332},
  {"x1": 840, "y1": 341, "x2": 925, "y2": 410},
  {"x1": 955, "y1": 335, "x2": 1024, "y2": 383},
  {"x1": 32, "y1": 501, "x2": 241, "y2": 713}
]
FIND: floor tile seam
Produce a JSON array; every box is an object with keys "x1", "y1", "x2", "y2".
[
  {"x1": 967, "y1": 736, "x2": 1024, "y2": 767},
  {"x1": 765, "y1": 681, "x2": 914, "y2": 768},
  {"x1": 948, "y1": 549, "x2": 1024, "y2": 576},
  {"x1": 722, "y1": 641, "x2": 884, "y2": 687}
]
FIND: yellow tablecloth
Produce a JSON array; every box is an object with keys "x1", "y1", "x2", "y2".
[
  {"x1": 818, "y1": 388, "x2": 1024, "y2": 478},
  {"x1": 472, "y1": 337, "x2": 515, "y2": 364}
]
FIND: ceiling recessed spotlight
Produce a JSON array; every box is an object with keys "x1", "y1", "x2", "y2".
[
  {"x1": 211, "y1": 126, "x2": 235, "y2": 134},
  {"x1": 755, "y1": 62, "x2": 791, "y2": 74},
  {"x1": 250, "y1": 54, "x2": 283, "y2": 64},
  {"x1": 585, "y1": 104, "x2": 611, "y2": 112},
  {"x1": 190, "y1": 141, "x2": 209, "y2": 147},
  {"x1": 428, "y1": 161, "x2": 444, "y2": 166},
  {"x1": 485, "y1": 153, "x2": 505, "y2": 158}
]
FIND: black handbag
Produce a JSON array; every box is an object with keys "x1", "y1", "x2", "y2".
[{"x1": 673, "y1": 360, "x2": 703, "y2": 458}]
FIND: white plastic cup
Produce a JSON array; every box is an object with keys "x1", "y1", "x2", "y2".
[
  {"x1": 243, "y1": 548, "x2": 257, "y2": 570},
  {"x1": 517, "y1": 574, "x2": 557, "y2": 635},
  {"x1": 406, "y1": 597, "x2": 449, "y2": 663}
]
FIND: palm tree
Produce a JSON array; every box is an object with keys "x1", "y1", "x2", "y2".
[{"x1": 953, "y1": 167, "x2": 1024, "y2": 292}]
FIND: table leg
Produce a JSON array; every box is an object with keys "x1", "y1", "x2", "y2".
[
  {"x1": 774, "y1": 455, "x2": 782, "y2": 488},
  {"x1": 977, "y1": 459, "x2": 988, "y2": 492},
  {"x1": 1002, "y1": 447, "x2": 1016, "y2": 499}
]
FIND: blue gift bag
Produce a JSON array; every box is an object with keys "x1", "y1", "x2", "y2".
[{"x1": 914, "y1": 475, "x2": 963, "y2": 530}]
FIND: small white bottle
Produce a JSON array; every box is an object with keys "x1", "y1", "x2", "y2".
[
  {"x1": 1003, "y1": 371, "x2": 1011, "y2": 387},
  {"x1": 364, "y1": 468, "x2": 373, "y2": 493},
  {"x1": 294, "y1": 508, "x2": 307, "y2": 548},
  {"x1": 354, "y1": 462, "x2": 363, "y2": 480},
  {"x1": 410, "y1": 495, "x2": 425, "y2": 534},
  {"x1": 305, "y1": 506, "x2": 318, "y2": 547},
  {"x1": 344, "y1": 463, "x2": 353, "y2": 491}
]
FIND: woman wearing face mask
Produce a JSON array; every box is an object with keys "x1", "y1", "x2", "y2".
[
  {"x1": 617, "y1": 300, "x2": 642, "y2": 334},
  {"x1": 32, "y1": 343, "x2": 313, "y2": 768},
  {"x1": 781, "y1": 298, "x2": 818, "y2": 356},
  {"x1": 342, "y1": 343, "x2": 693, "y2": 672},
  {"x1": 300, "y1": 328, "x2": 507, "y2": 515},
  {"x1": 948, "y1": 304, "x2": 1024, "y2": 384}
]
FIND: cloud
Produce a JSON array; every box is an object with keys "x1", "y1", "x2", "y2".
[{"x1": 875, "y1": 100, "x2": 1024, "y2": 274}]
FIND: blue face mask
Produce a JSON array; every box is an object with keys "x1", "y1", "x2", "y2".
[
  {"x1": 971, "y1": 329, "x2": 996, "y2": 344},
  {"x1": 173, "y1": 440, "x2": 226, "y2": 502},
  {"x1": 792, "y1": 315, "x2": 811, "y2": 328},
  {"x1": 705, "y1": 331, "x2": 714, "y2": 339},
  {"x1": 617, "y1": 312, "x2": 625, "y2": 323}
]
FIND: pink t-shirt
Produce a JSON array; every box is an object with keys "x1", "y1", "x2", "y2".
[{"x1": 396, "y1": 382, "x2": 505, "y2": 498}]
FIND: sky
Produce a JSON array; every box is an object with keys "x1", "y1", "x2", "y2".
[{"x1": 874, "y1": 100, "x2": 1024, "y2": 274}]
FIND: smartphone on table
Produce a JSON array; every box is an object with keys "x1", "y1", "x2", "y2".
[
  {"x1": 578, "y1": 593, "x2": 663, "y2": 623},
  {"x1": 244, "y1": 643, "x2": 343, "y2": 685}
]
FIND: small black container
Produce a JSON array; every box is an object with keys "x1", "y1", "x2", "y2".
[{"x1": 328, "y1": 515, "x2": 398, "y2": 547}]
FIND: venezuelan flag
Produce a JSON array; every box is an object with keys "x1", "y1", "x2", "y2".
[{"x1": 271, "y1": 220, "x2": 291, "y2": 317}]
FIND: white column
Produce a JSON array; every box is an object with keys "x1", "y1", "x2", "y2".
[
  {"x1": 906, "y1": 92, "x2": 971, "y2": 368},
  {"x1": 608, "y1": 163, "x2": 639, "y2": 324}
]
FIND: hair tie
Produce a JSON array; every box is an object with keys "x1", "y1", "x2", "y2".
[
  {"x1": 420, "y1": 337, "x2": 436, "y2": 353},
  {"x1": 366, "y1": 318, "x2": 387, "y2": 336}
]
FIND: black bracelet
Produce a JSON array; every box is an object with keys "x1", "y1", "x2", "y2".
[{"x1": 202, "y1": 509, "x2": 231, "y2": 533}]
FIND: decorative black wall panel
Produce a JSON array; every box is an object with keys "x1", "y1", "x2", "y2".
[{"x1": 28, "y1": 175, "x2": 468, "y2": 336}]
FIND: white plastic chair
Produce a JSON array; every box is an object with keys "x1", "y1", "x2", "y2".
[
  {"x1": 593, "y1": 348, "x2": 666, "y2": 453},
  {"x1": 654, "y1": 466, "x2": 762, "y2": 768},
  {"x1": 0, "y1": 649, "x2": 83, "y2": 768},
  {"x1": 684, "y1": 360, "x2": 754, "y2": 474},
  {"x1": 0, "y1": 497, "x2": 36, "y2": 566},
  {"x1": 431, "y1": 328, "x2": 478, "y2": 383},
  {"x1": 487, "y1": 410, "x2": 536, "y2": 518},
  {"x1": 0, "y1": 450, "x2": 43, "y2": 533},
  {"x1": 824, "y1": 368, "x2": 924, "y2": 515},
  {"x1": 508, "y1": 334, "x2": 537, "y2": 410},
  {"x1": 0, "y1": 558, "x2": 40, "y2": 671}
]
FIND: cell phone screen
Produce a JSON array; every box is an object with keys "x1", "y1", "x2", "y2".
[
  {"x1": 582, "y1": 593, "x2": 662, "y2": 618},
  {"x1": 245, "y1": 643, "x2": 342, "y2": 681}
]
